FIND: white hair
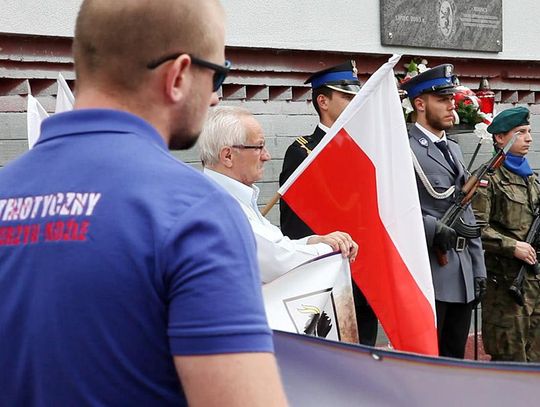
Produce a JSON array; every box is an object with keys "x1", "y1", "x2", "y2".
[{"x1": 199, "y1": 106, "x2": 252, "y2": 166}]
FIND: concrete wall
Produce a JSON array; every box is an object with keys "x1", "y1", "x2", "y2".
[
  {"x1": 2, "y1": 0, "x2": 540, "y2": 61},
  {"x1": 0, "y1": 0, "x2": 80, "y2": 37},
  {"x1": 223, "y1": 0, "x2": 540, "y2": 60}
]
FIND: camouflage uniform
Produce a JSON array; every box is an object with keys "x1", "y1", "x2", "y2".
[{"x1": 472, "y1": 165, "x2": 540, "y2": 362}]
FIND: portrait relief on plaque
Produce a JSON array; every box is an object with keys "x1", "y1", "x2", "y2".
[{"x1": 438, "y1": 0, "x2": 457, "y2": 39}]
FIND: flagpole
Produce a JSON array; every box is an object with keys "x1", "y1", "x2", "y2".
[{"x1": 261, "y1": 192, "x2": 281, "y2": 217}]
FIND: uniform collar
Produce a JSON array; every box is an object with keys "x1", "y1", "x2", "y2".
[
  {"x1": 498, "y1": 165, "x2": 529, "y2": 186},
  {"x1": 317, "y1": 123, "x2": 331, "y2": 133},
  {"x1": 36, "y1": 109, "x2": 167, "y2": 150},
  {"x1": 312, "y1": 124, "x2": 328, "y2": 144},
  {"x1": 415, "y1": 122, "x2": 449, "y2": 144}
]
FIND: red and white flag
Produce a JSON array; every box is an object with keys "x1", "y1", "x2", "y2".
[{"x1": 279, "y1": 55, "x2": 437, "y2": 355}]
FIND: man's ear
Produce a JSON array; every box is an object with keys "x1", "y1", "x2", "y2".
[
  {"x1": 413, "y1": 96, "x2": 425, "y2": 112},
  {"x1": 219, "y1": 146, "x2": 234, "y2": 168},
  {"x1": 316, "y1": 94, "x2": 329, "y2": 112},
  {"x1": 494, "y1": 133, "x2": 505, "y2": 147},
  {"x1": 164, "y1": 55, "x2": 191, "y2": 103}
]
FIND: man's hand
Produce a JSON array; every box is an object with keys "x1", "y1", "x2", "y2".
[
  {"x1": 308, "y1": 231, "x2": 358, "y2": 262},
  {"x1": 473, "y1": 276, "x2": 487, "y2": 306},
  {"x1": 433, "y1": 222, "x2": 457, "y2": 251},
  {"x1": 514, "y1": 241, "x2": 537, "y2": 265}
]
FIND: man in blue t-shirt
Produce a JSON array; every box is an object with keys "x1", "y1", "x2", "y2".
[{"x1": 0, "y1": 1, "x2": 287, "y2": 406}]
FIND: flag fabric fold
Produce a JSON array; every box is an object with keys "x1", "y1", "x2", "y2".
[
  {"x1": 279, "y1": 55, "x2": 438, "y2": 355},
  {"x1": 55, "y1": 73, "x2": 75, "y2": 114},
  {"x1": 26, "y1": 74, "x2": 74, "y2": 150},
  {"x1": 26, "y1": 90, "x2": 49, "y2": 150}
]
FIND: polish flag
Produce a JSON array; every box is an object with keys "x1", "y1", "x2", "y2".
[{"x1": 279, "y1": 55, "x2": 438, "y2": 355}]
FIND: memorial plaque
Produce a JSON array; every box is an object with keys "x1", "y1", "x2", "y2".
[{"x1": 380, "y1": 0, "x2": 502, "y2": 52}]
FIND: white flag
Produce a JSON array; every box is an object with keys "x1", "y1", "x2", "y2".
[
  {"x1": 55, "y1": 73, "x2": 75, "y2": 114},
  {"x1": 27, "y1": 92, "x2": 49, "y2": 150}
]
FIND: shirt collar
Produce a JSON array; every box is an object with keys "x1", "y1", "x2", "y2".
[
  {"x1": 36, "y1": 109, "x2": 167, "y2": 150},
  {"x1": 415, "y1": 122, "x2": 449, "y2": 144},
  {"x1": 203, "y1": 168, "x2": 259, "y2": 210},
  {"x1": 318, "y1": 123, "x2": 331, "y2": 133}
]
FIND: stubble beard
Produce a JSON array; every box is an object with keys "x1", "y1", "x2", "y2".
[
  {"x1": 425, "y1": 108, "x2": 454, "y2": 132},
  {"x1": 168, "y1": 131, "x2": 200, "y2": 151}
]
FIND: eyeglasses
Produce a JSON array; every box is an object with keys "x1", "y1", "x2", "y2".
[
  {"x1": 232, "y1": 144, "x2": 267, "y2": 154},
  {"x1": 146, "y1": 52, "x2": 231, "y2": 92}
]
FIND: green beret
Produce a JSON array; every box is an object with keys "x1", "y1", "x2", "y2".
[{"x1": 487, "y1": 106, "x2": 530, "y2": 134}]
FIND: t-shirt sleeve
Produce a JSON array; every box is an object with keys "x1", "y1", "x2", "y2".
[{"x1": 161, "y1": 189, "x2": 273, "y2": 355}]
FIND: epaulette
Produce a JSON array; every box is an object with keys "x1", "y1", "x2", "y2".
[{"x1": 295, "y1": 136, "x2": 312, "y2": 155}]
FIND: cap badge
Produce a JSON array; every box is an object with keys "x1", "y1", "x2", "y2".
[
  {"x1": 351, "y1": 60, "x2": 358, "y2": 77},
  {"x1": 445, "y1": 65, "x2": 452, "y2": 77}
]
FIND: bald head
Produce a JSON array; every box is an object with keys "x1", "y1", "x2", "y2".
[{"x1": 73, "y1": 0, "x2": 224, "y2": 93}]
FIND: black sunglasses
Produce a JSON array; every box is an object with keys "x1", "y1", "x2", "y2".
[{"x1": 147, "y1": 53, "x2": 231, "y2": 92}]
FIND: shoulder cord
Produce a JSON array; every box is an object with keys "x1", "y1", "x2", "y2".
[
  {"x1": 296, "y1": 137, "x2": 312, "y2": 155},
  {"x1": 410, "y1": 148, "x2": 455, "y2": 200}
]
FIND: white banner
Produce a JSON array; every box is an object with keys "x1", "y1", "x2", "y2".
[{"x1": 263, "y1": 252, "x2": 357, "y2": 343}]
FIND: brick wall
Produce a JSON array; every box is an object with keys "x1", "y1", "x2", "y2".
[
  {"x1": 3, "y1": 35, "x2": 540, "y2": 228},
  {"x1": 172, "y1": 99, "x2": 318, "y2": 226}
]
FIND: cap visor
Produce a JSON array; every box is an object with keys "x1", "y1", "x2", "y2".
[
  {"x1": 431, "y1": 85, "x2": 458, "y2": 96},
  {"x1": 325, "y1": 84, "x2": 361, "y2": 95}
]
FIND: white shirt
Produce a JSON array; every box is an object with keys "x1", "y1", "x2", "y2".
[
  {"x1": 318, "y1": 123, "x2": 331, "y2": 133},
  {"x1": 204, "y1": 168, "x2": 332, "y2": 283},
  {"x1": 415, "y1": 122, "x2": 450, "y2": 144}
]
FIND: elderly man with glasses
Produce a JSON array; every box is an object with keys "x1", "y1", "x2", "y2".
[{"x1": 199, "y1": 106, "x2": 358, "y2": 284}]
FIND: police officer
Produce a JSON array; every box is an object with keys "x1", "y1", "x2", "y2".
[
  {"x1": 401, "y1": 64, "x2": 487, "y2": 359},
  {"x1": 279, "y1": 61, "x2": 379, "y2": 346},
  {"x1": 472, "y1": 107, "x2": 540, "y2": 362}
]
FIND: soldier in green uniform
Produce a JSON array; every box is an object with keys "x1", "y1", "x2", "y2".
[{"x1": 472, "y1": 106, "x2": 540, "y2": 362}]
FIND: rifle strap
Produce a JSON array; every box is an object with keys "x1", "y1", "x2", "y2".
[{"x1": 410, "y1": 148, "x2": 456, "y2": 200}]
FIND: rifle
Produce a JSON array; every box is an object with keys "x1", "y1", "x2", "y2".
[
  {"x1": 436, "y1": 132, "x2": 519, "y2": 266},
  {"x1": 508, "y1": 208, "x2": 540, "y2": 306}
]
